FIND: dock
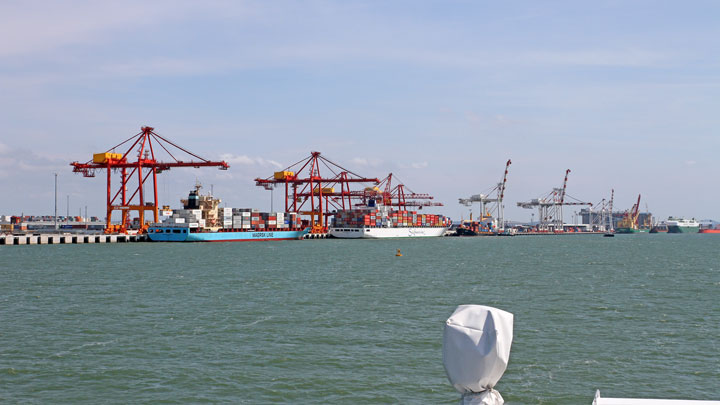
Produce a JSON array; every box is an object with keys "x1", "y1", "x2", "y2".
[
  {"x1": 304, "y1": 233, "x2": 330, "y2": 239},
  {"x1": 0, "y1": 234, "x2": 148, "y2": 245}
]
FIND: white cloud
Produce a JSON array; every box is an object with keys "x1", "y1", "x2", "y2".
[
  {"x1": 0, "y1": 1, "x2": 208, "y2": 58},
  {"x1": 257, "y1": 158, "x2": 283, "y2": 168},
  {"x1": 351, "y1": 157, "x2": 383, "y2": 167},
  {"x1": 522, "y1": 49, "x2": 669, "y2": 68},
  {"x1": 220, "y1": 153, "x2": 282, "y2": 168},
  {"x1": 398, "y1": 161, "x2": 429, "y2": 170}
]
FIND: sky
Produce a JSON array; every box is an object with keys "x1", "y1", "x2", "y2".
[{"x1": 1, "y1": 0, "x2": 719, "y2": 223}]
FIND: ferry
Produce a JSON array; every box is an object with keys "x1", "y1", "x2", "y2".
[{"x1": 666, "y1": 217, "x2": 700, "y2": 233}]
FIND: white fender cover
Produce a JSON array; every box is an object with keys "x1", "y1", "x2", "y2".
[{"x1": 443, "y1": 305, "x2": 514, "y2": 405}]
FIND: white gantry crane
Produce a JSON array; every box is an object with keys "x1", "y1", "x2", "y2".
[
  {"x1": 458, "y1": 159, "x2": 512, "y2": 231},
  {"x1": 516, "y1": 169, "x2": 592, "y2": 231},
  {"x1": 586, "y1": 189, "x2": 615, "y2": 232}
]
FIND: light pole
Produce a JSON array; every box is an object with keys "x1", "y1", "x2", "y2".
[{"x1": 54, "y1": 173, "x2": 58, "y2": 231}]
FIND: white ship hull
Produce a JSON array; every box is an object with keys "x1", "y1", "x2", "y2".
[
  {"x1": 665, "y1": 218, "x2": 700, "y2": 233},
  {"x1": 329, "y1": 226, "x2": 447, "y2": 239}
]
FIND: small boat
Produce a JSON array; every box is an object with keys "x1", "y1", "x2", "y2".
[{"x1": 603, "y1": 232, "x2": 614, "y2": 237}]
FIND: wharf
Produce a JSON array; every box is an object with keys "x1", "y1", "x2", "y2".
[
  {"x1": 304, "y1": 233, "x2": 329, "y2": 239},
  {"x1": 514, "y1": 231, "x2": 606, "y2": 236},
  {"x1": 1, "y1": 233, "x2": 148, "y2": 246}
]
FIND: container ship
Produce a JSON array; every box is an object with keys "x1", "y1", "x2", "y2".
[
  {"x1": 328, "y1": 200, "x2": 450, "y2": 239},
  {"x1": 453, "y1": 217, "x2": 496, "y2": 236},
  {"x1": 666, "y1": 217, "x2": 700, "y2": 233},
  {"x1": 148, "y1": 185, "x2": 309, "y2": 242}
]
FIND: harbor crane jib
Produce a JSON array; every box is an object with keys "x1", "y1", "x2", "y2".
[
  {"x1": 70, "y1": 126, "x2": 229, "y2": 234},
  {"x1": 516, "y1": 169, "x2": 592, "y2": 232},
  {"x1": 459, "y1": 159, "x2": 511, "y2": 230},
  {"x1": 371, "y1": 173, "x2": 443, "y2": 210}
]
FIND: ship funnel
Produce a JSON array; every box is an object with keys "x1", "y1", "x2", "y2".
[{"x1": 443, "y1": 305, "x2": 513, "y2": 405}]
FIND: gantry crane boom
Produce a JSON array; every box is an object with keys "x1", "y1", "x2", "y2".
[
  {"x1": 375, "y1": 173, "x2": 442, "y2": 209},
  {"x1": 560, "y1": 169, "x2": 571, "y2": 205},
  {"x1": 631, "y1": 194, "x2": 641, "y2": 220}
]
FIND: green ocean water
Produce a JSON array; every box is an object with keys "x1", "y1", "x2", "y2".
[{"x1": 1, "y1": 234, "x2": 718, "y2": 404}]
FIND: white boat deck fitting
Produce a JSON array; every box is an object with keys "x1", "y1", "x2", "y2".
[{"x1": 594, "y1": 390, "x2": 720, "y2": 404}]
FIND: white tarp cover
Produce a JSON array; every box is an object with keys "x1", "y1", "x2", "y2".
[{"x1": 443, "y1": 305, "x2": 514, "y2": 405}]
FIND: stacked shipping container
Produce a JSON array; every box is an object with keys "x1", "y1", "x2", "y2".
[
  {"x1": 226, "y1": 209, "x2": 302, "y2": 230},
  {"x1": 165, "y1": 208, "x2": 303, "y2": 231},
  {"x1": 333, "y1": 209, "x2": 450, "y2": 228}
]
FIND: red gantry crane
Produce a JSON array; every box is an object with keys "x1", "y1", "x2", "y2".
[
  {"x1": 70, "y1": 126, "x2": 229, "y2": 234},
  {"x1": 254, "y1": 151, "x2": 379, "y2": 233},
  {"x1": 371, "y1": 173, "x2": 443, "y2": 210}
]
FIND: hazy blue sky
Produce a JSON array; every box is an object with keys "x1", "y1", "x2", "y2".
[{"x1": 1, "y1": 1, "x2": 719, "y2": 222}]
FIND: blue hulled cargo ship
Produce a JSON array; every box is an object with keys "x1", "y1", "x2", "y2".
[
  {"x1": 148, "y1": 185, "x2": 309, "y2": 242},
  {"x1": 147, "y1": 225, "x2": 309, "y2": 242}
]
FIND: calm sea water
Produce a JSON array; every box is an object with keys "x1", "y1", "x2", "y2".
[{"x1": 1, "y1": 234, "x2": 718, "y2": 404}]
